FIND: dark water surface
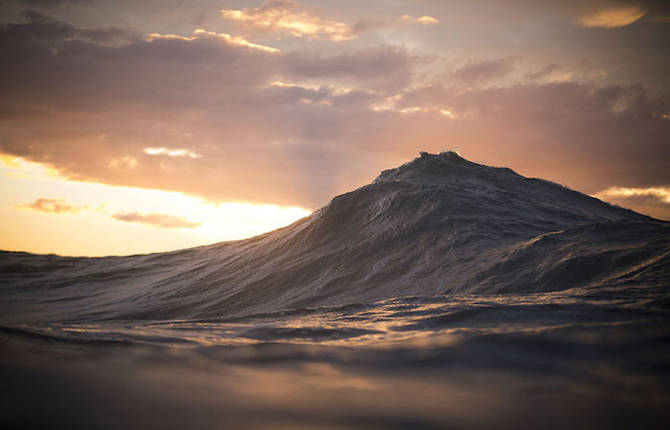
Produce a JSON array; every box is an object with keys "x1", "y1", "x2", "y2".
[{"x1": 3, "y1": 284, "x2": 670, "y2": 430}]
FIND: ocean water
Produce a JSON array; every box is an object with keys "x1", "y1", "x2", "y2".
[
  {"x1": 2, "y1": 153, "x2": 669, "y2": 429},
  {"x1": 2, "y1": 285, "x2": 670, "y2": 429}
]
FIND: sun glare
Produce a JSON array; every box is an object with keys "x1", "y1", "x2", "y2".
[{"x1": 0, "y1": 154, "x2": 311, "y2": 256}]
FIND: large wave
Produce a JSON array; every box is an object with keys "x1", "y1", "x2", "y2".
[{"x1": 1, "y1": 151, "x2": 667, "y2": 324}]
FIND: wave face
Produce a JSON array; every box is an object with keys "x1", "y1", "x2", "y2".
[
  {"x1": 0, "y1": 151, "x2": 666, "y2": 323},
  {"x1": 2, "y1": 151, "x2": 669, "y2": 429}
]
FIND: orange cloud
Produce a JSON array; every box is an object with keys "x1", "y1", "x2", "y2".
[
  {"x1": 146, "y1": 29, "x2": 280, "y2": 53},
  {"x1": 400, "y1": 15, "x2": 440, "y2": 25},
  {"x1": 144, "y1": 147, "x2": 201, "y2": 159},
  {"x1": 595, "y1": 186, "x2": 670, "y2": 204},
  {"x1": 593, "y1": 186, "x2": 670, "y2": 220},
  {"x1": 221, "y1": 1, "x2": 356, "y2": 41},
  {"x1": 111, "y1": 213, "x2": 202, "y2": 229},
  {"x1": 16, "y1": 198, "x2": 88, "y2": 214},
  {"x1": 578, "y1": 5, "x2": 646, "y2": 28}
]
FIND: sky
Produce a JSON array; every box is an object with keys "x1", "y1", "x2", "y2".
[{"x1": 0, "y1": 0, "x2": 669, "y2": 256}]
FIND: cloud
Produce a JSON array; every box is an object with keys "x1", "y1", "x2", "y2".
[
  {"x1": 351, "y1": 15, "x2": 440, "y2": 34},
  {"x1": 220, "y1": 2, "x2": 441, "y2": 43},
  {"x1": 282, "y1": 45, "x2": 412, "y2": 91},
  {"x1": 595, "y1": 186, "x2": 670, "y2": 203},
  {"x1": 578, "y1": 5, "x2": 647, "y2": 28},
  {"x1": 451, "y1": 56, "x2": 519, "y2": 84},
  {"x1": 400, "y1": 15, "x2": 440, "y2": 25},
  {"x1": 524, "y1": 64, "x2": 560, "y2": 82},
  {"x1": 594, "y1": 186, "x2": 670, "y2": 220},
  {"x1": 5, "y1": 10, "x2": 132, "y2": 45},
  {"x1": 16, "y1": 198, "x2": 88, "y2": 214},
  {"x1": 7, "y1": 0, "x2": 87, "y2": 7},
  {"x1": 0, "y1": 13, "x2": 282, "y2": 110},
  {"x1": 0, "y1": 12, "x2": 407, "y2": 111},
  {"x1": 221, "y1": 0, "x2": 356, "y2": 42},
  {"x1": 17, "y1": 0, "x2": 85, "y2": 4},
  {"x1": 145, "y1": 29, "x2": 280, "y2": 54},
  {"x1": 111, "y1": 212, "x2": 202, "y2": 229},
  {"x1": 0, "y1": 12, "x2": 669, "y2": 220},
  {"x1": 14, "y1": 195, "x2": 204, "y2": 228},
  {"x1": 0, "y1": 13, "x2": 417, "y2": 206},
  {"x1": 557, "y1": 1, "x2": 670, "y2": 27},
  {"x1": 144, "y1": 147, "x2": 201, "y2": 158}
]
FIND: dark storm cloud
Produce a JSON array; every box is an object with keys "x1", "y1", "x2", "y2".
[{"x1": 0, "y1": 12, "x2": 668, "y2": 213}]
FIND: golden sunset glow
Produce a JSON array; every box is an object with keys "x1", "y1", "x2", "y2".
[
  {"x1": 146, "y1": 29, "x2": 281, "y2": 53},
  {"x1": 595, "y1": 186, "x2": 670, "y2": 203},
  {"x1": 0, "y1": 155, "x2": 310, "y2": 256},
  {"x1": 221, "y1": 1, "x2": 357, "y2": 41}
]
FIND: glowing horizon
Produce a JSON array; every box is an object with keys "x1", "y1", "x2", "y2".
[{"x1": 0, "y1": 154, "x2": 311, "y2": 256}]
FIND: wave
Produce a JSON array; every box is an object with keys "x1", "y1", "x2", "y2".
[
  {"x1": 1, "y1": 151, "x2": 668, "y2": 325},
  {"x1": 2, "y1": 152, "x2": 670, "y2": 429}
]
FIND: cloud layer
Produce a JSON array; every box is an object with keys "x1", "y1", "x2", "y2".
[
  {"x1": 0, "y1": 6, "x2": 668, "y2": 220},
  {"x1": 221, "y1": 1, "x2": 356, "y2": 41},
  {"x1": 220, "y1": 1, "x2": 440, "y2": 42}
]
